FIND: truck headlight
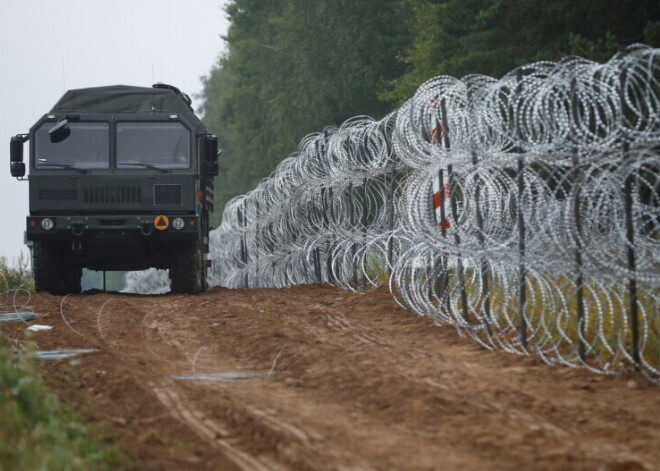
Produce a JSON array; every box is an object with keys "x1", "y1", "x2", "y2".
[
  {"x1": 172, "y1": 217, "x2": 185, "y2": 230},
  {"x1": 41, "y1": 218, "x2": 54, "y2": 231}
]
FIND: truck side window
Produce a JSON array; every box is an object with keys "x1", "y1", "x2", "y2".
[{"x1": 116, "y1": 122, "x2": 190, "y2": 169}]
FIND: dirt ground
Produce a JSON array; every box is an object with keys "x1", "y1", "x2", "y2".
[{"x1": 5, "y1": 285, "x2": 660, "y2": 470}]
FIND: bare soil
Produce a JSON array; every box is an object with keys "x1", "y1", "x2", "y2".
[{"x1": 6, "y1": 285, "x2": 660, "y2": 470}]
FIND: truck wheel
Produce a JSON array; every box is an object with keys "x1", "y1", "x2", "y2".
[
  {"x1": 33, "y1": 241, "x2": 80, "y2": 295},
  {"x1": 170, "y1": 241, "x2": 205, "y2": 294}
]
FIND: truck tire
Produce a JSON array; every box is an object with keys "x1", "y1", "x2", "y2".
[
  {"x1": 33, "y1": 241, "x2": 82, "y2": 295},
  {"x1": 170, "y1": 240, "x2": 205, "y2": 294}
]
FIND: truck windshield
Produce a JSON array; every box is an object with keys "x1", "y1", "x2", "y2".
[
  {"x1": 116, "y1": 122, "x2": 190, "y2": 169},
  {"x1": 35, "y1": 122, "x2": 110, "y2": 169}
]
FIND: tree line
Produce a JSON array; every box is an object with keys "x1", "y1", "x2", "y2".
[{"x1": 200, "y1": 0, "x2": 659, "y2": 223}]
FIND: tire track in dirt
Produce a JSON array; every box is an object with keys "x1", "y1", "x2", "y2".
[
  {"x1": 10, "y1": 286, "x2": 660, "y2": 471},
  {"x1": 76, "y1": 297, "x2": 298, "y2": 470},
  {"x1": 142, "y1": 295, "x2": 384, "y2": 470},
  {"x1": 150, "y1": 381, "x2": 286, "y2": 471}
]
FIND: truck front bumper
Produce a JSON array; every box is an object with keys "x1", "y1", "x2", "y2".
[{"x1": 26, "y1": 214, "x2": 201, "y2": 240}]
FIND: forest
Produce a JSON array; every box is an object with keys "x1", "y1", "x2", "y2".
[{"x1": 200, "y1": 0, "x2": 660, "y2": 223}]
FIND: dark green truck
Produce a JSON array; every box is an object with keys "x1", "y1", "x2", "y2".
[{"x1": 9, "y1": 84, "x2": 218, "y2": 295}]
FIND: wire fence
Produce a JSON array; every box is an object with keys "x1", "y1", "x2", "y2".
[{"x1": 133, "y1": 46, "x2": 660, "y2": 381}]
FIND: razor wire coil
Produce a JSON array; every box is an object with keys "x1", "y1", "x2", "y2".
[{"x1": 129, "y1": 45, "x2": 660, "y2": 382}]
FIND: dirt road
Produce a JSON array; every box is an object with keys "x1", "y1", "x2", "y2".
[{"x1": 8, "y1": 285, "x2": 660, "y2": 470}]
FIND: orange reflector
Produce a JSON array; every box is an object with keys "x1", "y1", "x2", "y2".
[
  {"x1": 198, "y1": 191, "x2": 204, "y2": 201},
  {"x1": 29, "y1": 220, "x2": 37, "y2": 227},
  {"x1": 188, "y1": 220, "x2": 196, "y2": 226},
  {"x1": 154, "y1": 215, "x2": 169, "y2": 230}
]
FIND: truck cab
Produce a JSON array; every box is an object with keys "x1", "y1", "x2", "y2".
[{"x1": 10, "y1": 84, "x2": 218, "y2": 294}]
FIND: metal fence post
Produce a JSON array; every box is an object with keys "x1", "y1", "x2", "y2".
[
  {"x1": 362, "y1": 177, "x2": 368, "y2": 289},
  {"x1": 255, "y1": 199, "x2": 260, "y2": 288},
  {"x1": 620, "y1": 63, "x2": 640, "y2": 369},
  {"x1": 466, "y1": 85, "x2": 492, "y2": 337},
  {"x1": 326, "y1": 187, "x2": 335, "y2": 284},
  {"x1": 437, "y1": 168, "x2": 451, "y2": 315},
  {"x1": 571, "y1": 75, "x2": 587, "y2": 362},
  {"x1": 311, "y1": 197, "x2": 322, "y2": 283},
  {"x1": 388, "y1": 172, "x2": 395, "y2": 265},
  {"x1": 515, "y1": 69, "x2": 528, "y2": 350},
  {"x1": 348, "y1": 182, "x2": 358, "y2": 287},
  {"x1": 238, "y1": 202, "x2": 248, "y2": 288},
  {"x1": 441, "y1": 98, "x2": 469, "y2": 324}
]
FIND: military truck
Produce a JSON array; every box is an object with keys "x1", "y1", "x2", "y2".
[{"x1": 9, "y1": 84, "x2": 218, "y2": 295}]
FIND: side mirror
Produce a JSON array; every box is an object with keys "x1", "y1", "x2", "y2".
[
  {"x1": 205, "y1": 135, "x2": 218, "y2": 161},
  {"x1": 11, "y1": 162, "x2": 25, "y2": 178},
  {"x1": 49, "y1": 119, "x2": 71, "y2": 143},
  {"x1": 204, "y1": 161, "x2": 219, "y2": 177},
  {"x1": 11, "y1": 135, "x2": 27, "y2": 162},
  {"x1": 204, "y1": 135, "x2": 219, "y2": 176},
  {"x1": 10, "y1": 134, "x2": 28, "y2": 178}
]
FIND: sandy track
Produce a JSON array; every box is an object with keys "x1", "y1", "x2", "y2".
[{"x1": 8, "y1": 285, "x2": 660, "y2": 470}]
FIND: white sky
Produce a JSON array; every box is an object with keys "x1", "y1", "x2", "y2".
[{"x1": 0, "y1": 0, "x2": 229, "y2": 264}]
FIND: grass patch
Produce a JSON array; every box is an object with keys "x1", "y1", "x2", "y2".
[
  {"x1": 0, "y1": 336, "x2": 121, "y2": 471},
  {"x1": 366, "y1": 251, "x2": 391, "y2": 286},
  {"x1": 450, "y1": 266, "x2": 659, "y2": 370},
  {"x1": 0, "y1": 254, "x2": 122, "y2": 470},
  {"x1": 0, "y1": 253, "x2": 34, "y2": 293}
]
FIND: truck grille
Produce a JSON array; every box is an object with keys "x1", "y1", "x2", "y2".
[{"x1": 84, "y1": 186, "x2": 141, "y2": 204}]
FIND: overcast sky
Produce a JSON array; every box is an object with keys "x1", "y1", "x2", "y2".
[{"x1": 0, "y1": 0, "x2": 229, "y2": 264}]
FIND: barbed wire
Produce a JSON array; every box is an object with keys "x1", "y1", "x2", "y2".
[{"x1": 132, "y1": 45, "x2": 660, "y2": 381}]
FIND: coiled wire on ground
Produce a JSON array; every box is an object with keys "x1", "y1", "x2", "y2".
[{"x1": 160, "y1": 46, "x2": 660, "y2": 380}]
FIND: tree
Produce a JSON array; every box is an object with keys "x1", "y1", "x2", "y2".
[
  {"x1": 200, "y1": 0, "x2": 659, "y2": 223},
  {"x1": 384, "y1": 0, "x2": 660, "y2": 104},
  {"x1": 200, "y1": 0, "x2": 412, "y2": 220}
]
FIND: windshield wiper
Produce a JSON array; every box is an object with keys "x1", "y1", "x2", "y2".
[
  {"x1": 38, "y1": 163, "x2": 88, "y2": 173},
  {"x1": 119, "y1": 162, "x2": 169, "y2": 173}
]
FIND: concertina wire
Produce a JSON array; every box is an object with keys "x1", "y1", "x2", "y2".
[{"x1": 130, "y1": 45, "x2": 660, "y2": 382}]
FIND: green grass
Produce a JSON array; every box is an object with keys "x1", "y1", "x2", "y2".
[
  {"x1": 454, "y1": 268, "x2": 659, "y2": 369},
  {"x1": 1, "y1": 256, "x2": 121, "y2": 470},
  {"x1": 0, "y1": 336, "x2": 121, "y2": 471},
  {"x1": 0, "y1": 253, "x2": 34, "y2": 293},
  {"x1": 365, "y1": 251, "x2": 391, "y2": 287},
  {"x1": 386, "y1": 261, "x2": 657, "y2": 370}
]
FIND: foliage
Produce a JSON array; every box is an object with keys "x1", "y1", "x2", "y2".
[
  {"x1": 200, "y1": 0, "x2": 660, "y2": 221},
  {"x1": 0, "y1": 253, "x2": 34, "y2": 293},
  {"x1": 0, "y1": 337, "x2": 120, "y2": 470},
  {"x1": 384, "y1": 0, "x2": 660, "y2": 104},
  {"x1": 200, "y1": 0, "x2": 412, "y2": 222}
]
